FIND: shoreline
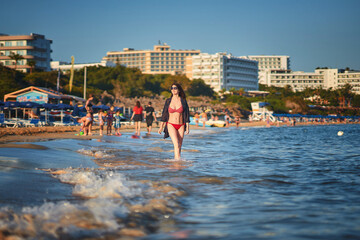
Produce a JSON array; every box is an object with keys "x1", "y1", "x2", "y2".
[{"x1": 0, "y1": 121, "x2": 357, "y2": 145}]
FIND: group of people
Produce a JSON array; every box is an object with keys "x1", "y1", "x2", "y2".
[
  {"x1": 78, "y1": 94, "x2": 123, "y2": 136},
  {"x1": 78, "y1": 83, "x2": 191, "y2": 160},
  {"x1": 130, "y1": 101, "x2": 157, "y2": 136}
]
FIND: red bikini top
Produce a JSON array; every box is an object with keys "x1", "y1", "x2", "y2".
[{"x1": 169, "y1": 105, "x2": 183, "y2": 113}]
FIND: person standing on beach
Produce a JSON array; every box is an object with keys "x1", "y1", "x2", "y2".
[
  {"x1": 224, "y1": 112, "x2": 231, "y2": 127},
  {"x1": 114, "y1": 110, "x2": 122, "y2": 136},
  {"x1": 194, "y1": 112, "x2": 200, "y2": 127},
  {"x1": 144, "y1": 102, "x2": 157, "y2": 134},
  {"x1": 130, "y1": 101, "x2": 143, "y2": 136},
  {"x1": 106, "y1": 106, "x2": 114, "y2": 135},
  {"x1": 201, "y1": 111, "x2": 207, "y2": 128},
  {"x1": 98, "y1": 109, "x2": 105, "y2": 136},
  {"x1": 85, "y1": 94, "x2": 94, "y2": 113},
  {"x1": 158, "y1": 83, "x2": 190, "y2": 160},
  {"x1": 235, "y1": 114, "x2": 241, "y2": 128}
]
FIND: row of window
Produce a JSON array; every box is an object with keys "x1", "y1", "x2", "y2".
[
  {"x1": 150, "y1": 52, "x2": 196, "y2": 57},
  {"x1": 150, "y1": 69, "x2": 183, "y2": 72},
  {"x1": 271, "y1": 80, "x2": 323, "y2": 84},
  {"x1": 151, "y1": 66, "x2": 184, "y2": 69},
  {"x1": 338, "y1": 79, "x2": 360, "y2": 83},
  {"x1": 0, "y1": 41, "x2": 26, "y2": 47},
  {"x1": 108, "y1": 53, "x2": 146, "y2": 57},
  {"x1": 150, "y1": 61, "x2": 185, "y2": 65},
  {"x1": 150, "y1": 57, "x2": 185, "y2": 60},
  {"x1": 0, "y1": 50, "x2": 25, "y2": 56},
  {"x1": 272, "y1": 75, "x2": 322, "y2": 79},
  {"x1": 338, "y1": 75, "x2": 360, "y2": 78}
]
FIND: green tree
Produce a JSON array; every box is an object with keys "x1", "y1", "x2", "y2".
[
  {"x1": 187, "y1": 78, "x2": 215, "y2": 97},
  {"x1": 27, "y1": 59, "x2": 36, "y2": 74},
  {"x1": 9, "y1": 53, "x2": 24, "y2": 71}
]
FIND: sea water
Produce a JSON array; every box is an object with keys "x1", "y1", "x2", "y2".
[{"x1": 0, "y1": 124, "x2": 359, "y2": 239}]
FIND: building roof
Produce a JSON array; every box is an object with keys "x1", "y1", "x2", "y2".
[{"x1": 4, "y1": 86, "x2": 85, "y2": 102}]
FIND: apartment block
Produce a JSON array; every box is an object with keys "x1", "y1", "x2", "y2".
[
  {"x1": 103, "y1": 44, "x2": 200, "y2": 75},
  {"x1": 0, "y1": 33, "x2": 52, "y2": 72},
  {"x1": 186, "y1": 53, "x2": 258, "y2": 92},
  {"x1": 264, "y1": 68, "x2": 360, "y2": 94}
]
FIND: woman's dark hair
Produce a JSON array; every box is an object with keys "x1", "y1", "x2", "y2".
[
  {"x1": 171, "y1": 82, "x2": 186, "y2": 99},
  {"x1": 136, "y1": 101, "x2": 141, "y2": 108}
]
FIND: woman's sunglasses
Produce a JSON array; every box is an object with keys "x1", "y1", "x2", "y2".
[{"x1": 171, "y1": 87, "x2": 178, "y2": 90}]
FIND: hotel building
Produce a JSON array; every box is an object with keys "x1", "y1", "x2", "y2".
[
  {"x1": 0, "y1": 33, "x2": 52, "y2": 72},
  {"x1": 247, "y1": 55, "x2": 290, "y2": 71},
  {"x1": 186, "y1": 53, "x2": 259, "y2": 92},
  {"x1": 337, "y1": 70, "x2": 360, "y2": 94},
  {"x1": 243, "y1": 55, "x2": 291, "y2": 85},
  {"x1": 263, "y1": 68, "x2": 360, "y2": 95},
  {"x1": 102, "y1": 44, "x2": 200, "y2": 75}
]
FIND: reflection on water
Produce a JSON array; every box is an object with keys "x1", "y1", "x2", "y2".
[{"x1": 0, "y1": 125, "x2": 360, "y2": 239}]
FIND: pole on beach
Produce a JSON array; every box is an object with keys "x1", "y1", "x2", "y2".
[{"x1": 83, "y1": 66, "x2": 87, "y2": 99}]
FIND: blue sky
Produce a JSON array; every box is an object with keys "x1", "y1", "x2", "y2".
[{"x1": 2, "y1": 0, "x2": 360, "y2": 71}]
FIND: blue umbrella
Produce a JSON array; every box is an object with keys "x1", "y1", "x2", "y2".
[
  {"x1": 5, "y1": 101, "x2": 21, "y2": 108},
  {"x1": 41, "y1": 103, "x2": 55, "y2": 109},
  {"x1": 20, "y1": 101, "x2": 41, "y2": 108},
  {"x1": 4, "y1": 101, "x2": 22, "y2": 120},
  {"x1": 54, "y1": 103, "x2": 73, "y2": 110}
]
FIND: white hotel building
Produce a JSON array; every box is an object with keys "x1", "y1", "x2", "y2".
[
  {"x1": 262, "y1": 68, "x2": 360, "y2": 95},
  {"x1": 186, "y1": 53, "x2": 258, "y2": 92}
]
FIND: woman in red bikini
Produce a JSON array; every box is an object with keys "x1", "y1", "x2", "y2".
[{"x1": 158, "y1": 83, "x2": 190, "y2": 160}]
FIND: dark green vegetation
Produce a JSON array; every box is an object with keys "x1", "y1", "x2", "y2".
[{"x1": 1, "y1": 65, "x2": 359, "y2": 116}]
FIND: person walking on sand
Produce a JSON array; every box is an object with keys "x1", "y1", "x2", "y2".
[
  {"x1": 114, "y1": 110, "x2": 122, "y2": 136},
  {"x1": 144, "y1": 102, "x2": 157, "y2": 134},
  {"x1": 106, "y1": 106, "x2": 114, "y2": 135},
  {"x1": 130, "y1": 101, "x2": 143, "y2": 136},
  {"x1": 158, "y1": 83, "x2": 190, "y2": 160}
]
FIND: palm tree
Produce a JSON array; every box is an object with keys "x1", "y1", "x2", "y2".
[
  {"x1": 9, "y1": 52, "x2": 24, "y2": 71},
  {"x1": 27, "y1": 59, "x2": 36, "y2": 74}
]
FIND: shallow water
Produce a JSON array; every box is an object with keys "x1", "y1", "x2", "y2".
[{"x1": 0, "y1": 124, "x2": 359, "y2": 239}]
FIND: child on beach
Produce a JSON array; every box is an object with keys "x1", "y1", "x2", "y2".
[
  {"x1": 194, "y1": 112, "x2": 200, "y2": 127},
  {"x1": 78, "y1": 112, "x2": 93, "y2": 136},
  {"x1": 114, "y1": 110, "x2": 122, "y2": 136},
  {"x1": 98, "y1": 109, "x2": 105, "y2": 136},
  {"x1": 106, "y1": 106, "x2": 114, "y2": 135},
  {"x1": 201, "y1": 111, "x2": 207, "y2": 128}
]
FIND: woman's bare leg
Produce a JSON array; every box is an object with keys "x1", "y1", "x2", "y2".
[
  {"x1": 168, "y1": 124, "x2": 184, "y2": 159},
  {"x1": 178, "y1": 126, "x2": 185, "y2": 156}
]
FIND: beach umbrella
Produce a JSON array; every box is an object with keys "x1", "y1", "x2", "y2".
[
  {"x1": 5, "y1": 101, "x2": 21, "y2": 120},
  {"x1": 20, "y1": 102, "x2": 41, "y2": 108},
  {"x1": 54, "y1": 103, "x2": 73, "y2": 110},
  {"x1": 40, "y1": 103, "x2": 56, "y2": 124},
  {"x1": 53, "y1": 104, "x2": 73, "y2": 123}
]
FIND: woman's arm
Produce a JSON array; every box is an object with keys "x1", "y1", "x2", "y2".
[
  {"x1": 130, "y1": 112, "x2": 135, "y2": 121},
  {"x1": 158, "y1": 121, "x2": 165, "y2": 134},
  {"x1": 185, "y1": 122, "x2": 190, "y2": 134}
]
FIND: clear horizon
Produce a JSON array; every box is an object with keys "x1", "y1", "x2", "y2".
[{"x1": 2, "y1": 0, "x2": 360, "y2": 72}]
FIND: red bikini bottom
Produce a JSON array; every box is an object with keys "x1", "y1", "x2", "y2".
[{"x1": 167, "y1": 122, "x2": 185, "y2": 130}]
